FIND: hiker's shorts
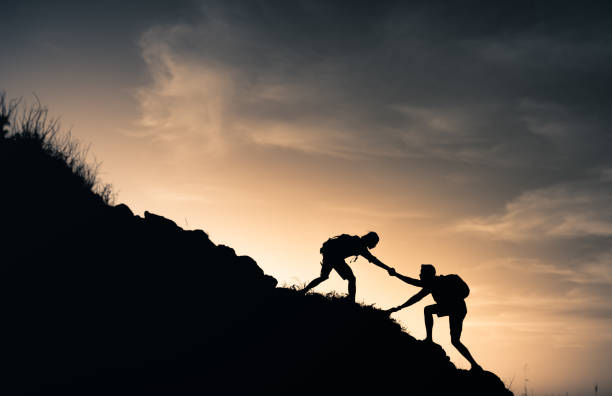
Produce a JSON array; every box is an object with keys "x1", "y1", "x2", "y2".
[
  {"x1": 320, "y1": 256, "x2": 355, "y2": 280},
  {"x1": 428, "y1": 301, "x2": 467, "y2": 339},
  {"x1": 431, "y1": 301, "x2": 467, "y2": 319}
]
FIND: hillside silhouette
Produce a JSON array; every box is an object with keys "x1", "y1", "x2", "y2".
[{"x1": 0, "y1": 95, "x2": 512, "y2": 395}]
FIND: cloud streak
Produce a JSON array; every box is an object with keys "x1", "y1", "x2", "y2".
[
  {"x1": 456, "y1": 177, "x2": 612, "y2": 240},
  {"x1": 131, "y1": 1, "x2": 612, "y2": 170}
]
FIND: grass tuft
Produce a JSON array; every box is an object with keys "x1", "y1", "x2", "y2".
[{"x1": 0, "y1": 91, "x2": 115, "y2": 204}]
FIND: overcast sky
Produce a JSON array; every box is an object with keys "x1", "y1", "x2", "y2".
[{"x1": 3, "y1": 1, "x2": 612, "y2": 394}]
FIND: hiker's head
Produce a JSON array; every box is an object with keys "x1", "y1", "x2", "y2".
[
  {"x1": 361, "y1": 231, "x2": 379, "y2": 249},
  {"x1": 420, "y1": 264, "x2": 436, "y2": 282}
]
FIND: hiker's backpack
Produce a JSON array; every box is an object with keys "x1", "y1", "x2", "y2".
[
  {"x1": 438, "y1": 274, "x2": 470, "y2": 300},
  {"x1": 320, "y1": 234, "x2": 361, "y2": 256}
]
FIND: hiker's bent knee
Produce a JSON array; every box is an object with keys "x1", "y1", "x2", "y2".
[
  {"x1": 320, "y1": 274, "x2": 329, "y2": 281},
  {"x1": 451, "y1": 336, "x2": 461, "y2": 346}
]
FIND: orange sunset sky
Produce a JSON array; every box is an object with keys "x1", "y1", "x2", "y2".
[{"x1": 3, "y1": 2, "x2": 612, "y2": 395}]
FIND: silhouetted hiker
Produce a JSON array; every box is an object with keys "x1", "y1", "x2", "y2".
[
  {"x1": 386, "y1": 264, "x2": 482, "y2": 371},
  {"x1": 302, "y1": 232, "x2": 392, "y2": 302}
]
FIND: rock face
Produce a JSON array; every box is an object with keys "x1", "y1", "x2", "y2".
[{"x1": 0, "y1": 130, "x2": 512, "y2": 395}]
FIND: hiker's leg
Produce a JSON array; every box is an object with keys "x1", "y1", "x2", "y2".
[
  {"x1": 303, "y1": 275, "x2": 327, "y2": 292},
  {"x1": 424, "y1": 304, "x2": 437, "y2": 341},
  {"x1": 335, "y1": 261, "x2": 356, "y2": 302},
  {"x1": 450, "y1": 312, "x2": 480, "y2": 369},
  {"x1": 346, "y1": 273, "x2": 356, "y2": 302},
  {"x1": 303, "y1": 262, "x2": 331, "y2": 292}
]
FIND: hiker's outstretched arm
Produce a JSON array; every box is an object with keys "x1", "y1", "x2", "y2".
[
  {"x1": 361, "y1": 249, "x2": 390, "y2": 271},
  {"x1": 393, "y1": 272, "x2": 423, "y2": 287},
  {"x1": 388, "y1": 289, "x2": 429, "y2": 313}
]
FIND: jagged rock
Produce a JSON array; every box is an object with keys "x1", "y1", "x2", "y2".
[
  {"x1": 113, "y1": 203, "x2": 133, "y2": 218},
  {"x1": 263, "y1": 274, "x2": 278, "y2": 288},
  {"x1": 216, "y1": 244, "x2": 236, "y2": 258},
  {"x1": 144, "y1": 210, "x2": 181, "y2": 232},
  {"x1": 186, "y1": 229, "x2": 208, "y2": 239},
  {"x1": 236, "y1": 255, "x2": 263, "y2": 275},
  {"x1": 456, "y1": 369, "x2": 514, "y2": 396},
  {"x1": 182, "y1": 229, "x2": 215, "y2": 250}
]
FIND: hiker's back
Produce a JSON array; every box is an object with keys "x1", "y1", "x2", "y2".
[
  {"x1": 431, "y1": 274, "x2": 470, "y2": 303},
  {"x1": 320, "y1": 234, "x2": 362, "y2": 259}
]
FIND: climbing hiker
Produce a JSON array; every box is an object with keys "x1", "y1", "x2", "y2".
[
  {"x1": 302, "y1": 232, "x2": 392, "y2": 302},
  {"x1": 386, "y1": 264, "x2": 482, "y2": 371}
]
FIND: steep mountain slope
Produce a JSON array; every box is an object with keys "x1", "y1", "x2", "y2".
[{"x1": 0, "y1": 105, "x2": 512, "y2": 395}]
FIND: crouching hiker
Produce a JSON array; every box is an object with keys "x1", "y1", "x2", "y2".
[
  {"x1": 302, "y1": 232, "x2": 392, "y2": 302},
  {"x1": 386, "y1": 264, "x2": 482, "y2": 371}
]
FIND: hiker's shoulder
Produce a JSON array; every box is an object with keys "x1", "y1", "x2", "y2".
[
  {"x1": 336, "y1": 234, "x2": 361, "y2": 243},
  {"x1": 431, "y1": 275, "x2": 446, "y2": 287}
]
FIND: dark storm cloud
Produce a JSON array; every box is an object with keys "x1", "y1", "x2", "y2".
[
  {"x1": 136, "y1": 0, "x2": 612, "y2": 172},
  {"x1": 0, "y1": 0, "x2": 198, "y2": 89}
]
